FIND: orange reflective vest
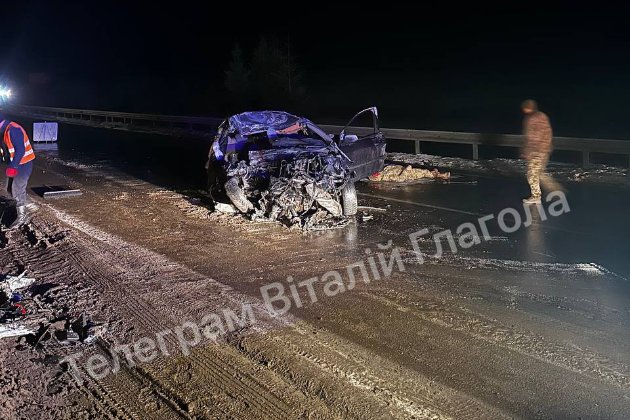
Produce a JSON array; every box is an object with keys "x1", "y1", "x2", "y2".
[{"x1": 2, "y1": 121, "x2": 35, "y2": 165}]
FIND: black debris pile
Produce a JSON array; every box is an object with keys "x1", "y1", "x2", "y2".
[{"x1": 0, "y1": 273, "x2": 104, "y2": 347}]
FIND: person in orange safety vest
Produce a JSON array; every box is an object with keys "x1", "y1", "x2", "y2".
[{"x1": 1, "y1": 115, "x2": 36, "y2": 229}]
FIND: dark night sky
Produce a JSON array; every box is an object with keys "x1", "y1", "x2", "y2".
[{"x1": 2, "y1": 2, "x2": 629, "y2": 138}]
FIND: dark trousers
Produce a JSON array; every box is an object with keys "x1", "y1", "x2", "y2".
[{"x1": 5, "y1": 161, "x2": 33, "y2": 206}]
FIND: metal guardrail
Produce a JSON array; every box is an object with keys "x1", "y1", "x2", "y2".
[
  {"x1": 320, "y1": 124, "x2": 630, "y2": 166},
  {"x1": 5, "y1": 105, "x2": 630, "y2": 166},
  {"x1": 4, "y1": 105, "x2": 223, "y2": 139}
]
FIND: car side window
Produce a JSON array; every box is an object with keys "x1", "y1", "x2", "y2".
[{"x1": 341, "y1": 109, "x2": 378, "y2": 143}]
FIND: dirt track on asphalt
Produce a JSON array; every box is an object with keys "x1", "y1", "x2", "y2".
[{"x1": 1, "y1": 154, "x2": 629, "y2": 419}]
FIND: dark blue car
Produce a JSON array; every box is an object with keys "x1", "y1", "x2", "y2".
[{"x1": 207, "y1": 108, "x2": 385, "y2": 223}]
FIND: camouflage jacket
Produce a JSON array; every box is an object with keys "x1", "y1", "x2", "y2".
[{"x1": 523, "y1": 111, "x2": 553, "y2": 157}]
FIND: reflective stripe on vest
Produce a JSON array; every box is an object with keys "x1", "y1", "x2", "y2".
[{"x1": 3, "y1": 122, "x2": 35, "y2": 165}]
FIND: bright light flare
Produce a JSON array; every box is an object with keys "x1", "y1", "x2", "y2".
[{"x1": 0, "y1": 86, "x2": 12, "y2": 100}]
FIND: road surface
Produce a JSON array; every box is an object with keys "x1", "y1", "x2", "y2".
[{"x1": 1, "y1": 129, "x2": 629, "y2": 419}]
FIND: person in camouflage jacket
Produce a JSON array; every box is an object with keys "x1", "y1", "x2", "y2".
[{"x1": 521, "y1": 99, "x2": 553, "y2": 204}]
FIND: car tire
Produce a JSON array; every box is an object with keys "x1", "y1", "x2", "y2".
[
  {"x1": 225, "y1": 178, "x2": 254, "y2": 213},
  {"x1": 342, "y1": 181, "x2": 358, "y2": 216}
]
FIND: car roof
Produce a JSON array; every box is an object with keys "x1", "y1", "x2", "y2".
[{"x1": 228, "y1": 111, "x2": 306, "y2": 136}]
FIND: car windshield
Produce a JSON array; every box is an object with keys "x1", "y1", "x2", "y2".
[
  {"x1": 268, "y1": 128, "x2": 328, "y2": 148},
  {"x1": 229, "y1": 111, "x2": 301, "y2": 135},
  {"x1": 224, "y1": 111, "x2": 329, "y2": 148}
]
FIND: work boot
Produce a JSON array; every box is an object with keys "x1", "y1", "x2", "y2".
[
  {"x1": 25, "y1": 202, "x2": 39, "y2": 212},
  {"x1": 522, "y1": 196, "x2": 542, "y2": 204},
  {"x1": 8, "y1": 205, "x2": 32, "y2": 230}
]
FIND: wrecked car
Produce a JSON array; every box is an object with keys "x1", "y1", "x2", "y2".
[{"x1": 206, "y1": 107, "x2": 386, "y2": 229}]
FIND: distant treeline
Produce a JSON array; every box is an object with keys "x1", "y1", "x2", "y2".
[{"x1": 224, "y1": 37, "x2": 306, "y2": 112}]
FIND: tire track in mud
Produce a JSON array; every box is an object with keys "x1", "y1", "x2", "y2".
[
  {"x1": 23, "y1": 182, "x2": 472, "y2": 419},
  {"x1": 69, "y1": 260, "x2": 291, "y2": 419},
  {"x1": 80, "y1": 373, "x2": 139, "y2": 420},
  {"x1": 73, "y1": 378, "x2": 128, "y2": 420},
  {"x1": 44, "y1": 207, "x2": 440, "y2": 418},
  {"x1": 39, "y1": 207, "x2": 299, "y2": 418},
  {"x1": 29, "y1": 160, "x2": 349, "y2": 417},
  {"x1": 233, "y1": 323, "x2": 511, "y2": 420},
  {"x1": 32, "y1": 156, "x2": 630, "y2": 418},
  {"x1": 15, "y1": 160, "x2": 515, "y2": 418},
  {"x1": 93, "y1": 339, "x2": 195, "y2": 420},
  {"x1": 0, "y1": 223, "x2": 135, "y2": 420},
  {"x1": 4, "y1": 203, "x2": 292, "y2": 418},
  {"x1": 68, "y1": 261, "x2": 291, "y2": 418},
  {"x1": 51, "y1": 214, "x2": 440, "y2": 418}
]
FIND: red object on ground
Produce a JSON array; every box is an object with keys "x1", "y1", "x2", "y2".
[{"x1": 5, "y1": 167, "x2": 18, "y2": 178}]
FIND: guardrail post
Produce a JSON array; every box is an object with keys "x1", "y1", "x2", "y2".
[
  {"x1": 414, "y1": 140, "x2": 420, "y2": 154},
  {"x1": 582, "y1": 151, "x2": 590, "y2": 167},
  {"x1": 472, "y1": 143, "x2": 479, "y2": 160}
]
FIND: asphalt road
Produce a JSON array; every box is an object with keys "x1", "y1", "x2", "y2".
[{"x1": 2, "y1": 133, "x2": 629, "y2": 419}]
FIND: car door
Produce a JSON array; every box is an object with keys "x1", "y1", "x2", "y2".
[{"x1": 337, "y1": 107, "x2": 386, "y2": 181}]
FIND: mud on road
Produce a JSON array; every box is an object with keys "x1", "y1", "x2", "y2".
[{"x1": 1, "y1": 154, "x2": 629, "y2": 419}]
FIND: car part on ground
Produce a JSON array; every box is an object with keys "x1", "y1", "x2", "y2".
[
  {"x1": 43, "y1": 189, "x2": 83, "y2": 199},
  {"x1": 207, "y1": 108, "x2": 385, "y2": 230}
]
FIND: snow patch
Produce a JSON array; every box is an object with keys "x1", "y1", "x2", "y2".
[{"x1": 574, "y1": 263, "x2": 605, "y2": 275}]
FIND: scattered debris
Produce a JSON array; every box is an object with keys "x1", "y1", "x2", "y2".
[
  {"x1": 1, "y1": 272, "x2": 38, "y2": 338},
  {"x1": 1, "y1": 271, "x2": 36, "y2": 295},
  {"x1": 0, "y1": 271, "x2": 101, "y2": 346},
  {"x1": 369, "y1": 164, "x2": 450, "y2": 182},
  {"x1": 215, "y1": 202, "x2": 237, "y2": 214}
]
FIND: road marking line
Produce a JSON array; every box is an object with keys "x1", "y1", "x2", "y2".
[
  {"x1": 359, "y1": 192, "x2": 590, "y2": 236},
  {"x1": 358, "y1": 192, "x2": 483, "y2": 216}
]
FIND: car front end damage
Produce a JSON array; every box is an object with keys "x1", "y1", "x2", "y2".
[{"x1": 208, "y1": 109, "x2": 383, "y2": 230}]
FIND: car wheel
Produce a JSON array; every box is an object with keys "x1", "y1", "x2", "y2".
[
  {"x1": 206, "y1": 157, "x2": 227, "y2": 200},
  {"x1": 225, "y1": 178, "x2": 254, "y2": 213},
  {"x1": 342, "y1": 181, "x2": 358, "y2": 216}
]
